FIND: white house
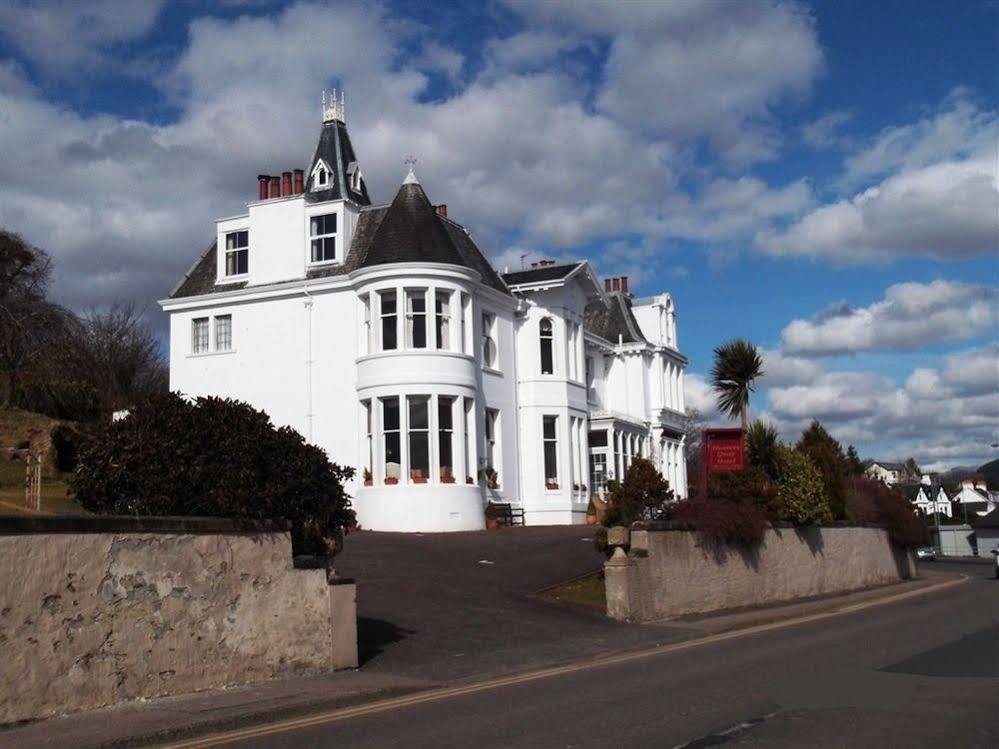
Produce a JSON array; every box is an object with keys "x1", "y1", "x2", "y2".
[
  {"x1": 951, "y1": 478, "x2": 997, "y2": 518},
  {"x1": 864, "y1": 461, "x2": 909, "y2": 486},
  {"x1": 160, "y1": 96, "x2": 688, "y2": 532},
  {"x1": 902, "y1": 481, "x2": 952, "y2": 518}
]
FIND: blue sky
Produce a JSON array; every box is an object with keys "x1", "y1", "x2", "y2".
[{"x1": 0, "y1": 0, "x2": 995, "y2": 470}]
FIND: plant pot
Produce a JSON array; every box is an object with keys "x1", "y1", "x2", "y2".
[
  {"x1": 363, "y1": 480, "x2": 372, "y2": 487},
  {"x1": 487, "y1": 481, "x2": 498, "y2": 490},
  {"x1": 546, "y1": 483, "x2": 560, "y2": 490},
  {"x1": 441, "y1": 476, "x2": 456, "y2": 484},
  {"x1": 384, "y1": 477, "x2": 399, "y2": 485},
  {"x1": 486, "y1": 517, "x2": 500, "y2": 530},
  {"x1": 466, "y1": 477, "x2": 475, "y2": 484},
  {"x1": 586, "y1": 514, "x2": 597, "y2": 526},
  {"x1": 413, "y1": 477, "x2": 428, "y2": 484},
  {"x1": 573, "y1": 484, "x2": 580, "y2": 491}
]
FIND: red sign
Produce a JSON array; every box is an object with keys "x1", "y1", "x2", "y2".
[{"x1": 699, "y1": 428, "x2": 744, "y2": 499}]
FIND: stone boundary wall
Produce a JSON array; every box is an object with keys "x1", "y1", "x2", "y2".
[
  {"x1": 605, "y1": 525, "x2": 916, "y2": 623},
  {"x1": 0, "y1": 516, "x2": 357, "y2": 725}
]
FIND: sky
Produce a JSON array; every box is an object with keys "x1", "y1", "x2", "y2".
[{"x1": 0, "y1": 0, "x2": 996, "y2": 471}]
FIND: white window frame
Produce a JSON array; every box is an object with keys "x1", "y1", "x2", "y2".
[
  {"x1": 379, "y1": 290, "x2": 398, "y2": 351},
  {"x1": 191, "y1": 317, "x2": 209, "y2": 354},
  {"x1": 539, "y1": 317, "x2": 555, "y2": 375},
  {"x1": 543, "y1": 415, "x2": 559, "y2": 488},
  {"x1": 434, "y1": 289, "x2": 452, "y2": 351},
  {"x1": 484, "y1": 408, "x2": 499, "y2": 483},
  {"x1": 223, "y1": 230, "x2": 249, "y2": 278},
  {"x1": 309, "y1": 212, "x2": 338, "y2": 265},
  {"x1": 405, "y1": 289, "x2": 428, "y2": 349},
  {"x1": 214, "y1": 315, "x2": 232, "y2": 352},
  {"x1": 481, "y1": 311, "x2": 497, "y2": 369},
  {"x1": 311, "y1": 159, "x2": 331, "y2": 192}
]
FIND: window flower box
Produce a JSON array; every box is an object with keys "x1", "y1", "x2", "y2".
[
  {"x1": 413, "y1": 477, "x2": 428, "y2": 484},
  {"x1": 384, "y1": 477, "x2": 399, "y2": 485},
  {"x1": 441, "y1": 475, "x2": 456, "y2": 484},
  {"x1": 573, "y1": 483, "x2": 580, "y2": 491},
  {"x1": 466, "y1": 476, "x2": 475, "y2": 484},
  {"x1": 487, "y1": 481, "x2": 498, "y2": 490},
  {"x1": 546, "y1": 482, "x2": 560, "y2": 490}
]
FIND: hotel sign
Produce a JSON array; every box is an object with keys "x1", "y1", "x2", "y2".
[{"x1": 699, "y1": 428, "x2": 745, "y2": 499}]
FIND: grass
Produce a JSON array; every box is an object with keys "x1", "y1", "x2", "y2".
[
  {"x1": 0, "y1": 408, "x2": 85, "y2": 515},
  {"x1": 0, "y1": 407, "x2": 61, "y2": 449},
  {"x1": 538, "y1": 572, "x2": 606, "y2": 612}
]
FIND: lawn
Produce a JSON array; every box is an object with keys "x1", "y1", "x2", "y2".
[
  {"x1": 0, "y1": 409, "x2": 85, "y2": 515},
  {"x1": 538, "y1": 572, "x2": 606, "y2": 612}
]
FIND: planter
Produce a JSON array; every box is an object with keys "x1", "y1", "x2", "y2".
[
  {"x1": 466, "y1": 477, "x2": 475, "y2": 484},
  {"x1": 363, "y1": 480, "x2": 372, "y2": 487},
  {"x1": 486, "y1": 517, "x2": 500, "y2": 530},
  {"x1": 487, "y1": 481, "x2": 498, "y2": 490},
  {"x1": 413, "y1": 477, "x2": 428, "y2": 484},
  {"x1": 545, "y1": 483, "x2": 560, "y2": 490},
  {"x1": 586, "y1": 514, "x2": 597, "y2": 526},
  {"x1": 384, "y1": 477, "x2": 399, "y2": 485},
  {"x1": 607, "y1": 525, "x2": 630, "y2": 548},
  {"x1": 441, "y1": 476, "x2": 456, "y2": 484},
  {"x1": 573, "y1": 484, "x2": 580, "y2": 491}
]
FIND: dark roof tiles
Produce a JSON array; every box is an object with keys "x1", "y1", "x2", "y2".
[{"x1": 502, "y1": 263, "x2": 582, "y2": 286}]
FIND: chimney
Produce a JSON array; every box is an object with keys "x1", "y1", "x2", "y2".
[
  {"x1": 281, "y1": 171, "x2": 292, "y2": 197},
  {"x1": 962, "y1": 478, "x2": 975, "y2": 488},
  {"x1": 976, "y1": 478, "x2": 988, "y2": 490},
  {"x1": 293, "y1": 169, "x2": 304, "y2": 194},
  {"x1": 621, "y1": 276, "x2": 629, "y2": 294},
  {"x1": 532, "y1": 262, "x2": 540, "y2": 269},
  {"x1": 611, "y1": 277, "x2": 621, "y2": 292},
  {"x1": 604, "y1": 278, "x2": 612, "y2": 292},
  {"x1": 269, "y1": 177, "x2": 280, "y2": 199},
  {"x1": 436, "y1": 204, "x2": 447, "y2": 218},
  {"x1": 257, "y1": 175, "x2": 270, "y2": 201}
]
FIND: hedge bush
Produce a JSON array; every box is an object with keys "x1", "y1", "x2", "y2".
[
  {"x1": 669, "y1": 498, "x2": 770, "y2": 548},
  {"x1": 845, "y1": 476, "x2": 928, "y2": 549},
  {"x1": 775, "y1": 447, "x2": 832, "y2": 525},
  {"x1": 71, "y1": 393, "x2": 355, "y2": 555}
]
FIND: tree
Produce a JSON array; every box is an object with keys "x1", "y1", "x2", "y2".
[
  {"x1": 603, "y1": 458, "x2": 674, "y2": 526},
  {"x1": 845, "y1": 445, "x2": 864, "y2": 475},
  {"x1": 0, "y1": 230, "x2": 76, "y2": 408},
  {"x1": 797, "y1": 420, "x2": 848, "y2": 520},
  {"x1": 904, "y1": 457, "x2": 921, "y2": 481},
  {"x1": 775, "y1": 447, "x2": 832, "y2": 524},
  {"x1": 746, "y1": 419, "x2": 781, "y2": 480},
  {"x1": 680, "y1": 407, "x2": 705, "y2": 497},
  {"x1": 710, "y1": 338, "x2": 764, "y2": 431},
  {"x1": 71, "y1": 393, "x2": 356, "y2": 556}
]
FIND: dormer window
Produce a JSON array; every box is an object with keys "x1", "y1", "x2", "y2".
[
  {"x1": 224, "y1": 230, "x2": 248, "y2": 277},
  {"x1": 310, "y1": 213, "x2": 337, "y2": 263},
  {"x1": 318, "y1": 168, "x2": 327, "y2": 186},
  {"x1": 311, "y1": 159, "x2": 331, "y2": 192}
]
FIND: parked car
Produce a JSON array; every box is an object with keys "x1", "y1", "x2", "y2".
[
  {"x1": 991, "y1": 549, "x2": 998, "y2": 579},
  {"x1": 916, "y1": 547, "x2": 937, "y2": 561}
]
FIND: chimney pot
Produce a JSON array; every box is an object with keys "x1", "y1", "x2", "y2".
[
  {"x1": 281, "y1": 171, "x2": 292, "y2": 197},
  {"x1": 612, "y1": 278, "x2": 621, "y2": 292},
  {"x1": 437, "y1": 203, "x2": 448, "y2": 218},
  {"x1": 258, "y1": 175, "x2": 270, "y2": 201},
  {"x1": 293, "y1": 169, "x2": 304, "y2": 194},
  {"x1": 269, "y1": 177, "x2": 280, "y2": 199},
  {"x1": 604, "y1": 278, "x2": 612, "y2": 292},
  {"x1": 621, "y1": 276, "x2": 629, "y2": 294}
]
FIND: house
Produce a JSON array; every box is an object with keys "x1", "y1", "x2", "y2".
[
  {"x1": 951, "y1": 477, "x2": 997, "y2": 519},
  {"x1": 971, "y1": 508, "x2": 999, "y2": 559},
  {"x1": 159, "y1": 94, "x2": 689, "y2": 532},
  {"x1": 900, "y1": 481, "x2": 952, "y2": 518},
  {"x1": 864, "y1": 461, "x2": 909, "y2": 486}
]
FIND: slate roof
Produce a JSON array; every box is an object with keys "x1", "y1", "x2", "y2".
[
  {"x1": 896, "y1": 483, "x2": 923, "y2": 501},
  {"x1": 305, "y1": 120, "x2": 371, "y2": 205},
  {"x1": 502, "y1": 263, "x2": 582, "y2": 286},
  {"x1": 584, "y1": 293, "x2": 646, "y2": 345},
  {"x1": 169, "y1": 181, "x2": 509, "y2": 298},
  {"x1": 973, "y1": 508, "x2": 999, "y2": 528},
  {"x1": 869, "y1": 461, "x2": 906, "y2": 471}
]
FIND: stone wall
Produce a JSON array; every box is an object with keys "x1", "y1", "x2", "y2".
[
  {"x1": 605, "y1": 524, "x2": 916, "y2": 623},
  {"x1": 0, "y1": 517, "x2": 357, "y2": 725}
]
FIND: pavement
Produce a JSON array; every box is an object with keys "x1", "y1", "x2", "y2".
[{"x1": 0, "y1": 529, "x2": 978, "y2": 749}]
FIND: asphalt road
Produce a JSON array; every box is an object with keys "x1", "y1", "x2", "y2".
[{"x1": 203, "y1": 560, "x2": 999, "y2": 749}]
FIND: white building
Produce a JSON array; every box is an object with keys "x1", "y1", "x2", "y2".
[
  {"x1": 160, "y1": 99, "x2": 688, "y2": 532},
  {"x1": 902, "y1": 482, "x2": 952, "y2": 518},
  {"x1": 951, "y1": 478, "x2": 997, "y2": 518},
  {"x1": 864, "y1": 461, "x2": 909, "y2": 486}
]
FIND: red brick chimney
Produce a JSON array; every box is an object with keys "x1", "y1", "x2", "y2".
[
  {"x1": 268, "y1": 176, "x2": 280, "y2": 199},
  {"x1": 604, "y1": 278, "x2": 612, "y2": 292},
  {"x1": 621, "y1": 276, "x2": 629, "y2": 294},
  {"x1": 257, "y1": 175, "x2": 270, "y2": 201},
  {"x1": 611, "y1": 278, "x2": 621, "y2": 292},
  {"x1": 293, "y1": 169, "x2": 304, "y2": 194},
  {"x1": 281, "y1": 171, "x2": 292, "y2": 197},
  {"x1": 436, "y1": 204, "x2": 447, "y2": 218}
]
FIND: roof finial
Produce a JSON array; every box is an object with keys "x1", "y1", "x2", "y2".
[
  {"x1": 403, "y1": 155, "x2": 419, "y2": 185},
  {"x1": 322, "y1": 88, "x2": 346, "y2": 123}
]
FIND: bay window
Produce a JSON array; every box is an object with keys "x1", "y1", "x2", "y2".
[
  {"x1": 481, "y1": 312, "x2": 496, "y2": 368},
  {"x1": 380, "y1": 290, "x2": 398, "y2": 350},
  {"x1": 382, "y1": 397, "x2": 400, "y2": 482},
  {"x1": 435, "y1": 290, "x2": 451, "y2": 350},
  {"x1": 438, "y1": 397, "x2": 454, "y2": 481},
  {"x1": 543, "y1": 415, "x2": 558, "y2": 487},
  {"x1": 408, "y1": 396, "x2": 430, "y2": 481},
  {"x1": 540, "y1": 317, "x2": 554, "y2": 375},
  {"x1": 406, "y1": 290, "x2": 427, "y2": 349},
  {"x1": 484, "y1": 408, "x2": 499, "y2": 476}
]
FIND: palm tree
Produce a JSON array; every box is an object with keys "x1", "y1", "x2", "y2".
[
  {"x1": 746, "y1": 419, "x2": 781, "y2": 479},
  {"x1": 710, "y1": 338, "x2": 764, "y2": 432}
]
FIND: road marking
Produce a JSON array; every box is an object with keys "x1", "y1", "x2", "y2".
[{"x1": 158, "y1": 575, "x2": 967, "y2": 749}]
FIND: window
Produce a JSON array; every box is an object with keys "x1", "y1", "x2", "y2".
[
  {"x1": 408, "y1": 396, "x2": 430, "y2": 482},
  {"x1": 192, "y1": 318, "x2": 209, "y2": 354},
  {"x1": 360, "y1": 294, "x2": 371, "y2": 354},
  {"x1": 586, "y1": 357, "x2": 596, "y2": 400},
  {"x1": 435, "y1": 290, "x2": 451, "y2": 350},
  {"x1": 481, "y1": 312, "x2": 496, "y2": 368},
  {"x1": 485, "y1": 408, "x2": 498, "y2": 474},
  {"x1": 539, "y1": 317, "x2": 554, "y2": 375},
  {"x1": 214, "y1": 315, "x2": 232, "y2": 351},
  {"x1": 363, "y1": 400, "x2": 372, "y2": 478},
  {"x1": 543, "y1": 415, "x2": 558, "y2": 486},
  {"x1": 589, "y1": 453, "x2": 608, "y2": 494},
  {"x1": 463, "y1": 398, "x2": 473, "y2": 481},
  {"x1": 438, "y1": 397, "x2": 454, "y2": 480},
  {"x1": 380, "y1": 290, "x2": 398, "y2": 350},
  {"x1": 460, "y1": 293, "x2": 469, "y2": 354},
  {"x1": 406, "y1": 290, "x2": 427, "y2": 349},
  {"x1": 224, "y1": 230, "x2": 248, "y2": 276},
  {"x1": 589, "y1": 430, "x2": 608, "y2": 448},
  {"x1": 382, "y1": 397, "x2": 400, "y2": 482},
  {"x1": 318, "y1": 167, "x2": 328, "y2": 186},
  {"x1": 567, "y1": 323, "x2": 577, "y2": 379},
  {"x1": 310, "y1": 213, "x2": 337, "y2": 263}
]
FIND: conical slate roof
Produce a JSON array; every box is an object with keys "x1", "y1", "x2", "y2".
[{"x1": 305, "y1": 119, "x2": 371, "y2": 205}]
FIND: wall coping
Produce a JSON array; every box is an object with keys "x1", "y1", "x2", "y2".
[
  {"x1": 630, "y1": 520, "x2": 889, "y2": 532},
  {"x1": 0, "y1": 515, "x2": 291, "y2": 536}
]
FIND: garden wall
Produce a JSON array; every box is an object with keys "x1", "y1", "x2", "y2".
[
  {"x1": 605, "y1": 524, "x2": 916, "y2": 623},
  {"x1": 0, "y1": 516, "x2": 357, "y2": 725}
]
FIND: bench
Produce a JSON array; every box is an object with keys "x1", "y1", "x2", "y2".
[{"x1": 491, "y1": 502, "x2": 525, "y2": 526}]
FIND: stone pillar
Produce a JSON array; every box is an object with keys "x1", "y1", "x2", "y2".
[{"x1": 329, "y1": 579, "x2": 358, "y2": 670}]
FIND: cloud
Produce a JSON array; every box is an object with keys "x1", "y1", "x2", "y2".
[
  {"x1": 758, "y1": 348, "x2": 822, "y2": 388},
  {"x1": 800, "y1": 109, "x2": 853, "y2": 149},
  {"x1": 758, "y1": 92, "x2": 999, "y2": 262},
  {"x1": 0, "y1": 1, "x2": 166, "y2": 72},
  {"x1": 780, "y1": 280, "x2": 998, "y2": 355}
]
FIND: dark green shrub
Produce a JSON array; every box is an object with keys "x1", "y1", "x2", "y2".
[
  {"x1": 708, "y1": 465, "x2": 781, "y2": 519},
  {"x1": 775, "y1": 447, "x2": 832, "y2": 524},
  {"x1": 797, "y1": 421, "x2": 849, "y2": 520},
  {"x1": 746, "y1": 419, "x2": 781, "y2": 480},
  {"x1": 603, "y1": 458, "x2": 673, "y2": 526},
  {"x1": 50, "y1": 424, "x2": 86, "y2": 473},
  {"x1": 71, "y1": 393, "x2": 355, "y2": 555}
]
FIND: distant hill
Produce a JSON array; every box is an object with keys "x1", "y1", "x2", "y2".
[
  {"x1": 936, "y1": 465, "x2": 980, "y2": 489},
  {"x1": 978, "y1": 459, "x2": 999, "y2": 490}
]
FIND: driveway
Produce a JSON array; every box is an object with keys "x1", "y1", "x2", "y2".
[{"x1": 335, "y1": 525, "x2": 691, "y2": 682}]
